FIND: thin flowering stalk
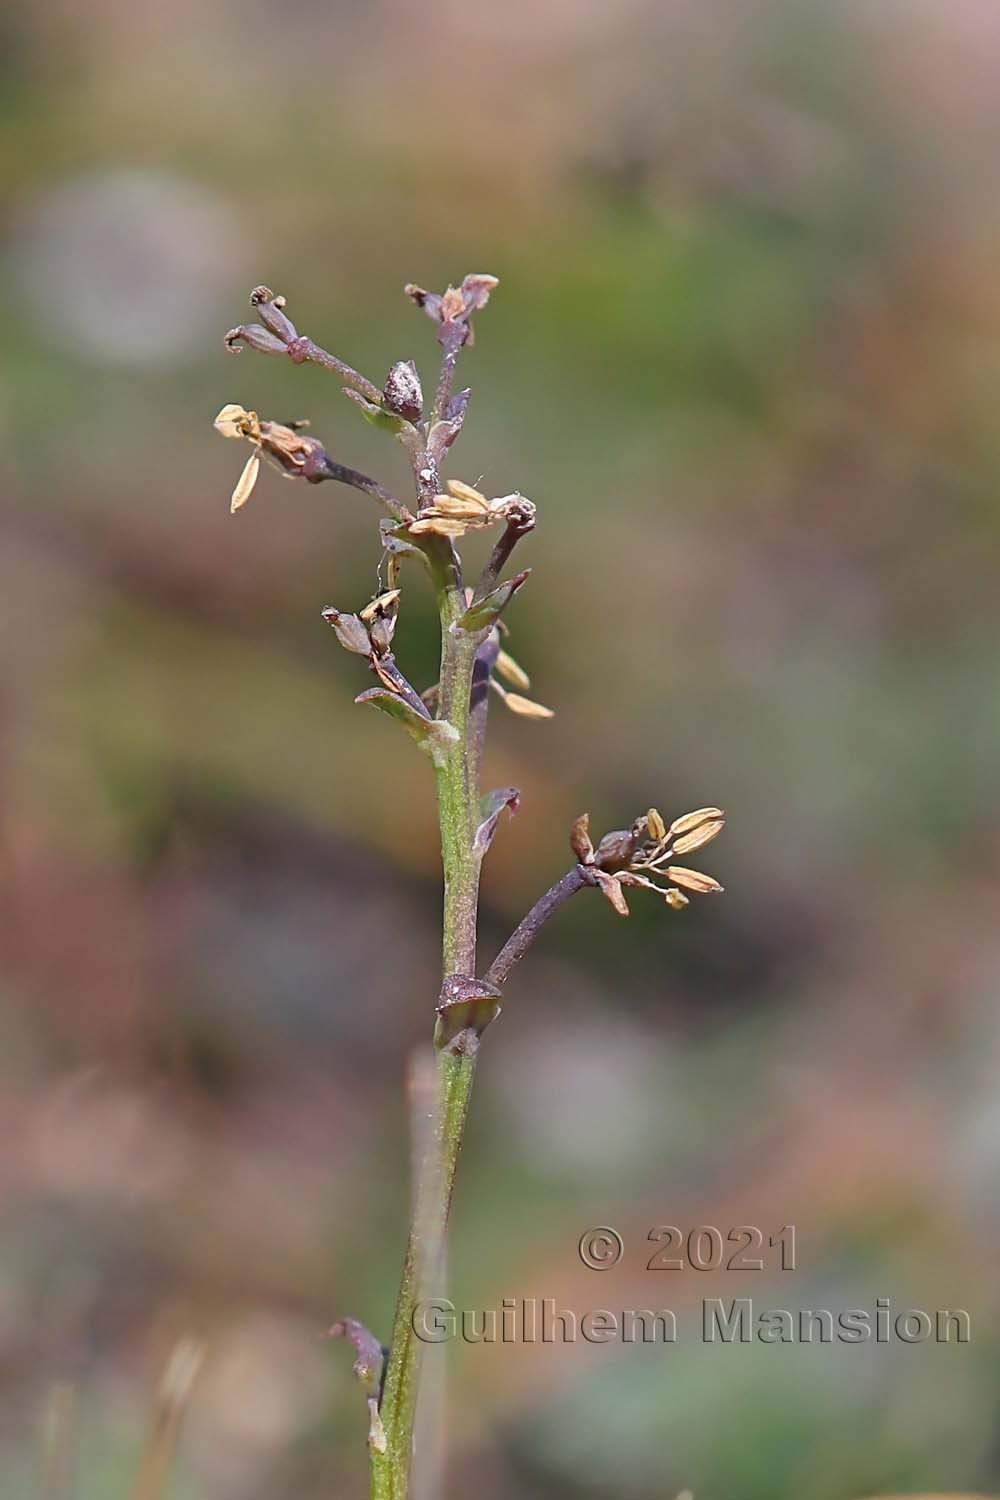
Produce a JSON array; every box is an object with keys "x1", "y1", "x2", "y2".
[{"x1": 212, "y1": 275, "x2": 726, "y2": 1500}]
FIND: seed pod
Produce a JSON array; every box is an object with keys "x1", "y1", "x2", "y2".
[{"x1": 322, "y1": 608, "x2": 371, "y2": 655}]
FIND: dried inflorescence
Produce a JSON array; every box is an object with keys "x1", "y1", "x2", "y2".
[
  {"x1": 212, "y1": 272, "x2": 725, "y2": 919},
  {"x1": 211, "y1": 270, "x2": 727, "y2": 1497}
]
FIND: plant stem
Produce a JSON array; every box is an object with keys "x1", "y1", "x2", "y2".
[
  {"x1": 370, "y1": 546, "x2": 484, "y2": 1500},
  {"x1": 371, "y1": 1045, "x2": 476, "y2": 1500}
]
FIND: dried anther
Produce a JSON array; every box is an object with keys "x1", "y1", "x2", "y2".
[
  {"x1": 568, "y1": 805, "x2": 725, "y2": 917},
  {"x1": 213, "y1": 403, "x2": 333, "y2": 511}
]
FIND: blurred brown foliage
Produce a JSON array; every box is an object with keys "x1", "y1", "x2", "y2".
[{"x1": 3, "y1": 1, "x2": 1000, "y2": 1496}]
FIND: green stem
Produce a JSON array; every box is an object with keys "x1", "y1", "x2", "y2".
[{"x1": 370, "y1": 546, "x2": 484, "y2": 1500}]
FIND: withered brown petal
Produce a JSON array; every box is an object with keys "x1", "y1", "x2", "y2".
[
  {"x1": 408, "y1": 517, "x2": 469, "y2": 537},
  {"x1": 428, "y1": 494, "x2": 489, "y2": 519},
  {"x1": 359, "y1": 589, "x2": 401, "y2": 622},
  {"x1": 230, "y1": 451, "x2": 260, "y2": 512},
  {"x1": 595, "y1": 871, "x2": 630, "y2": 917},
  {"x1": 665, "y1": 865, "x2": 724, "y2": 894},
  {"x1": 646, "y1": 807, "x2": 667, "y2": 842},
  {"x1": 460, "y1": 273, "x2": 499, "y2": 311},
  {"x1": 446, "y1": 479, "x2": 489, "y2": 506},
  {"x1": 440, "y1": 286, "x2": 466, "y2": 323},
  {"x1": 569, "y1": 812, "x2": 594, "y2": 864},
  {"x1": 502, "y1": 692, "x2": 554, "y2": 719},
  {"x1": 214, "y1": 403, "x2": 251, "y2": 438},
  {"x1": 495, "y1": 648, "x2": 531, "y2": 691},
  {"x1": 669, "y1": 807, "x2": 725, "y2": 837},
  {"x1": 671, "y1": 819, "x2": 725, "y2": 856}
]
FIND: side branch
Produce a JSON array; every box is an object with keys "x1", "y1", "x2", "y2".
[
  {"x1": 315, "y1": 457, "x2": 411, "y2": 522},
  {"x1": 288, "y1": 338, "x2": 384, "y2": 404},
  {"x1": 483, "y1": 865, "x2": 592, "y2": 989}
]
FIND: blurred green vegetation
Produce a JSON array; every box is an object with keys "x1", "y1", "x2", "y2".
[{"x1": 3, "y1": 0, "x2": 1000, "y2": 1496}]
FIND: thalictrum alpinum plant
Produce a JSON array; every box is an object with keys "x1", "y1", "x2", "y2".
[{"x1": 214, "y1": 274, "x2": 725, "y2": 1500}]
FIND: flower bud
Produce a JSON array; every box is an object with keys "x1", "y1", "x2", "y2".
[
  {"x1": 249, "y1": 286, "x2": 298, "y2": 343},
  {"x1": 224, "y1": 323, "x2": 287, "y2": 356},
  {"x1": 382, "y1": 360, "x2": 423, "y2": 422}
]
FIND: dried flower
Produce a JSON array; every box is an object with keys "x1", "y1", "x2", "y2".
[
  {"x1": 407, "y1": 480, "x2": 536, "y2": 538},
  {"x1": 213, "y1": 403, "x2": 332, "y2": 510},
  {"x1": 405, "y1": 273, "x2": 499, "y2": 346},
  {"x1": 569, "y1": 805, "x2": 725, "y2": 916}
]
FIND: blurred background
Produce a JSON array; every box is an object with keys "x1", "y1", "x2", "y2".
[{"x1": 3, "y1": 0, "x2": 1000, "y2": 1495}]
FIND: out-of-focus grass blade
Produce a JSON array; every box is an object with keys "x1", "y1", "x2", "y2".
[
  {"x1": 130, "y1": 1338, "x2": 205, "y2": 1500},
  {"x1": 37, "y1": 1383, "x2": 78, "y2": 1500}
]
